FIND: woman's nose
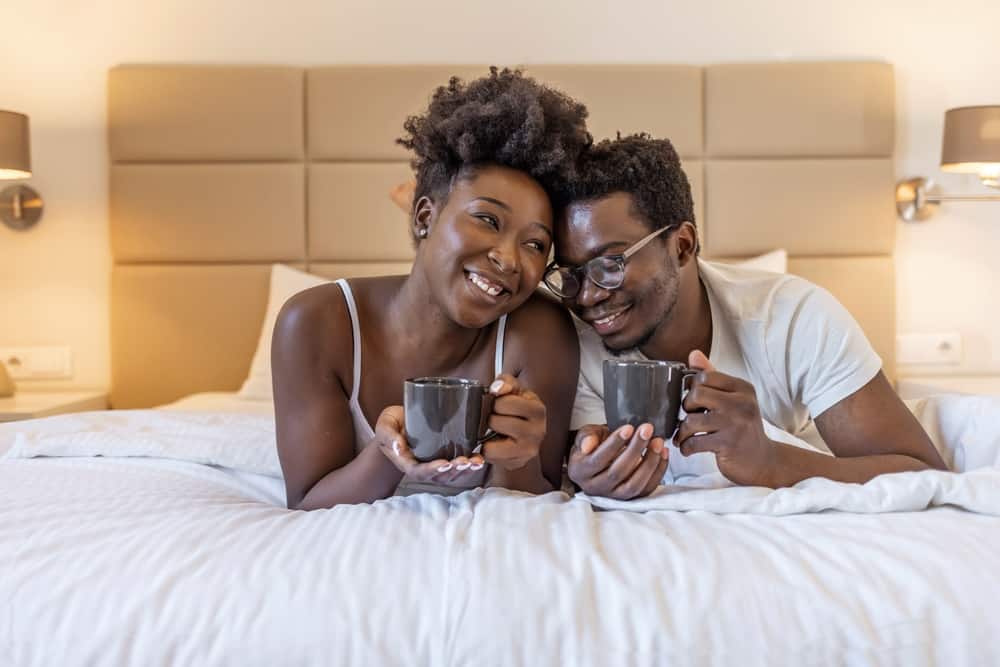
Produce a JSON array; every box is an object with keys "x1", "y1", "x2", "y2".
[{"x1": 488, "y1": 247, "x2": 518, "y2": 274}]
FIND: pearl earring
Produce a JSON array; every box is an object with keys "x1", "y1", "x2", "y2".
[{"x1": 417, "y1": 228, "x2": 428, "y2": 239}]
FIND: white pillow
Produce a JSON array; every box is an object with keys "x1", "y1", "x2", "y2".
[
  {"x1": 732, "y1": 248, "x2": 787, "y2": 273},
  {"x1": 238, "y1": 264, "x2": 330, "y2": 401}
]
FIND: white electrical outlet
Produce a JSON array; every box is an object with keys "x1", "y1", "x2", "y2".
[
  {"x1": 896, "y1": 333, "x2": 962, "y2": 366},
  {"x1": 0, "y1": 346, "x2": 74, "y2": 380}
]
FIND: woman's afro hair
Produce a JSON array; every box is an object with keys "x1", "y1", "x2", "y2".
[{"x1": 397, "y1": 67, "x2": 592, "y2": 209}]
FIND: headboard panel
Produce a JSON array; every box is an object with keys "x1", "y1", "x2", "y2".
[{"x1": 109, "y1": 62, "x2": 895, "y2": 408}]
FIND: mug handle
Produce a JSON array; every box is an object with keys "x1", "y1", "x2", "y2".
[
  {"x1": 676, "y1": 367, "x2": 701, "y2": 423},
  {"x1": 472, "y1": 428, "x2": 502, "y2": 454},
  {"x1": 472, "y1": 390, "x2": 502, "y2": 454},
  {"x1": 681, "y1": 367, "x2": 698, "y2": 396},
  {"x1": 679, "y1": 367, "x2": 712, "y2": 438}
]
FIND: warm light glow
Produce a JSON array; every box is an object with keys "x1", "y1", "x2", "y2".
[
  {"x1": 0, "y1": 168, "x2": 30, "y2": 180},
  {"x1": 941, "y1": 162, "x2": 1000, "y2": 178}
]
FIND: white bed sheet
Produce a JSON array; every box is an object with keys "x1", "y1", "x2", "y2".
[
  {"x1": 159, "y1": 391, "x2": 274, "y2": 415},
  {"x1": 2, "y1": 395, "x2": 1000, "y2": 666}
]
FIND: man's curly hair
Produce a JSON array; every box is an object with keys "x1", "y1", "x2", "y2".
[
  {"x1": 557, "y1": 133, "x2": 696, "y2": 243},
  {"x1": 397, "y1": 67, "x2": 591, "y2": 225}
]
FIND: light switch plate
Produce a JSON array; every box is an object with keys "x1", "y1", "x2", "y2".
[
  {"x1": 0, "y1": 346, "x2": 74, "y2": 380},
  {"x1": 896, "y1": 333, "x2": 962, "y2": 365}
]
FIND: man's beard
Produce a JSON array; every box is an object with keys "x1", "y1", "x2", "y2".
[{"x1": 602, "y1": 270, "x2": 679, "y2": 357}]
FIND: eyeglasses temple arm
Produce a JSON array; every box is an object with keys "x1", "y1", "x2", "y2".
[{"x1": 622, "y1": 224, "x2": 676, "y2": 259}]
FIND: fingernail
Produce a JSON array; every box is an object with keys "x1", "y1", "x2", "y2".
[
  {"x1": 392, "y1": 441, "x2": 401, "y2": 457},
  {"x1": 489, "y1": 380, "x2": 505, "y2": 394},
  {"x1": 639, "y1": 424, "x2": 653, "y2": 440},
  {"x1": 650, "y1": 438, "x2": 663, "y2": 454},
  {"x1": 470, "y1": 464, "x2": 484, "y2": 471},
  {"x1": 437, "y1": 464, "x2": 453, "y2": 472},
  {"x1": 618, "y1": 424, "x2": 635, "y2": 439},
  {"x1": 456, "y1": 463, "x2": 471, "y2": 471}
]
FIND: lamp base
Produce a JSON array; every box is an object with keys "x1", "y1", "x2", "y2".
[
  {"x1": 0, "y1": 184, "x2": 44, "y2": 230},
  {"x1": 895, "y1": 177, "x2": 939, "y2": 222}
]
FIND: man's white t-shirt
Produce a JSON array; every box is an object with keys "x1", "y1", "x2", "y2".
[{"x1": 571, "y1": 258, "x2": 883, "y2": 479}]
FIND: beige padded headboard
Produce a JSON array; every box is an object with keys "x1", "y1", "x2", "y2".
[{"x1": 108, "y1": 62, "x2": 895, "y2": 408}]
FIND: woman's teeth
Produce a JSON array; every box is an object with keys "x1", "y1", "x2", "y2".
[{"x1": 468, "y1": 272, "x2": 504, "y2": 297}]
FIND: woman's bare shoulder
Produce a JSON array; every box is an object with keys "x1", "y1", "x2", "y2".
[{"x1": 504, "y1": 291, "x2": 579, "y2": 368}]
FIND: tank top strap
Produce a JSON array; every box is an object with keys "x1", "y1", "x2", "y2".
[
  {"x1": 494, "y1": 313, "x2": 507, "y2": 377},
  {"x1": 335, "y1": 279, "x2": 362, "y2": 403}
]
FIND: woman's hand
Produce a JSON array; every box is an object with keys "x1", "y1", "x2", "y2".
[
  {"x1": 480, "y1": 374, "x2": 547, "y2": 471},
  {"x1": 373, "y1": 406, "x2": 487, "y2": 488}
]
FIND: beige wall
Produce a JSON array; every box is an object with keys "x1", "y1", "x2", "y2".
[{"x1": 2, "y1": 0, "x2": 1000, "y2": 390}]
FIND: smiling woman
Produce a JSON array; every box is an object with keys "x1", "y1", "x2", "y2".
[{"x1": 272, "y1": 68, "x2": 592, "y2": 509}]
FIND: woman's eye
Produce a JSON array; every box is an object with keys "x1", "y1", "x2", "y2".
[
  {"x1": 526, "y1": 241, "x2": 546, "y2": 253},
  {"x1": 474, "y1": 213, "x2": 499, "y2": 229}
]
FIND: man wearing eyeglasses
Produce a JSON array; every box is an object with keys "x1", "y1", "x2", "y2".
[{"x1": 549, "y1": 134, "x2": 946, "y2": 500}]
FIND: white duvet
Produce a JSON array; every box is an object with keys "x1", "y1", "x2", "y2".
[{"x1": 2, "y1": 394, "x2": 1000, "y2": 666}]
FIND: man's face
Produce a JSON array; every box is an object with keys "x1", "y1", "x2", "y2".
[{"x1": 554, "y1": 193, "x2": 681, "y2": 353}]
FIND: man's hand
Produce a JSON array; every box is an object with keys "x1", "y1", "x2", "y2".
[
  {"x1": 674, "y1": 350, "x2": 779, "y2": 487},
  {"x1": 567, "y1": 423, "x2": 668, "y2": 500}
]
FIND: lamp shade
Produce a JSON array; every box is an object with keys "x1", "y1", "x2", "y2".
[
  {"x1": 0, "y1": 111, "x2": 31, "y2": 179},
  {"x1": 940, "y1": 106, "x2": 1000, "y2": 182}
]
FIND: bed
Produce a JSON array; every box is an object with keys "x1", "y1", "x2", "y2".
[{"x1": 3, "y1": 63, "x2": 1000, "y2": 666}]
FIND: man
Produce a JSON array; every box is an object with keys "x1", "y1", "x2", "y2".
[{"x1": 546, "y1": 134, "x2": 946, "y2": 500}]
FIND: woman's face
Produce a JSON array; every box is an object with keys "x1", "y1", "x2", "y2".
[{"x1": 415, "y1": 165, "x2": 553, "y2": 329}]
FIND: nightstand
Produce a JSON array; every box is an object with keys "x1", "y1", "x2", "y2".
[{"x1": 0, "y1": 391, "x2": 109, "y2": 423}]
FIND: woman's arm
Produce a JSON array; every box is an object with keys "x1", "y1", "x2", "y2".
[
  {"x1": 486, "y1": 294, "x2": 580, "y2": 492},
  {"x1": 273, "y1": 288, "x2": 403, "y2": 509}
]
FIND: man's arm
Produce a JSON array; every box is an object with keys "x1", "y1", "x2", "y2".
[
  {"x1": 676, "y1": 353, "x2": 947, "y2": 488},
  {"x1": 768, "y1": 370, "x2": 946, "y2": 486}
]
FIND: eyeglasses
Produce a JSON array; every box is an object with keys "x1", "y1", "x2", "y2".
[{"x1": 543, "y1": 224, "x2": 678, "y2": 299}]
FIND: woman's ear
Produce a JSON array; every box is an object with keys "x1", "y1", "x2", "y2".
[
  {"x1": 412, "y1": 195, "x2": 435, "y2": 241},
  {"x1": 675, "y1": 222, "x2": 700, "y2": 267}
]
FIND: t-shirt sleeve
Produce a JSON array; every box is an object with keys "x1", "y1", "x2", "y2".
[
  {"x1": 775, "y1": 281, "x2": 883, "y2": 418},
  {"x1": 571, "y1": 369, "x2": 606, "y2": 431},
  {"x1": 570, "y1": 319, "x2": 608, "y2": 431}
]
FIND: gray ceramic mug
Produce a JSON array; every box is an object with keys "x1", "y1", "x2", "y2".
[
  {"x1": 602, "y1": 360, "x2": 698, "y2": 438},
  {"x1": 404, "y1": 377, "x2": 497, "y2": 462}
]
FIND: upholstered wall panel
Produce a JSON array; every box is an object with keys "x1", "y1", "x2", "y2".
[
  {"x1": 309, "y1": 262, "x2": 414, "y2": 280},
  {"x1": 703, "y1": 159, "x2": 894, "y2": 257},
  {"x1": 307, "y1": 66, "x2": 486, "y2": 161},
  {"x1": 705, "y1": 62, "x2": 894, "y2": 157},
  {"x1": 308, "y1": 162, "x2": 417, "y2": 261},
  {"x1": 111, "y1": 164, "x2": 306, "y2": 262},
  {"x1": 682, "y1": 160, "x2": 705, "y2": 231},
  {"x1": 111, "y1": 265, "x2": 273, "y2": 408},
  {"x1": 789, "y1": 256, "x2": 896, "y2": 381},
  {"x1": 525, "y1": 65, "x2": 704, "y2": 157},
  {"x1": 108, "y1": 62, "x2": 897, "y2": 406},
  {"x1": 109, "y1": 66, "x2": 304, "y2": 161}
]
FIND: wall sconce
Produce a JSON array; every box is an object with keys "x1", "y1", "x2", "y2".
[
  {"x1": 0, "y1": 110, "x2": 44, "y2": 231},
  {"x1": 896, "y1": 105, "x2": 1000, "y2": 222}
]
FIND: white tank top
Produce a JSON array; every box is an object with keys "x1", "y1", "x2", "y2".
[{"x1": 335, "y1": 279, "x2": 507, "y2": 495}]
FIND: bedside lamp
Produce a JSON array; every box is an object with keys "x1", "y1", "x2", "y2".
[
  {"x1": 0, "y1": 110, "x2": 44, "y2": 231},
  {"x1": 896, "y1": 105, "x2": 1000, "y2": 222}
]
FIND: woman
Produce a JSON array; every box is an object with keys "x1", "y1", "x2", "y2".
[{"x1": 273, "y1": 68, "x2": 590, "y2": 509}]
